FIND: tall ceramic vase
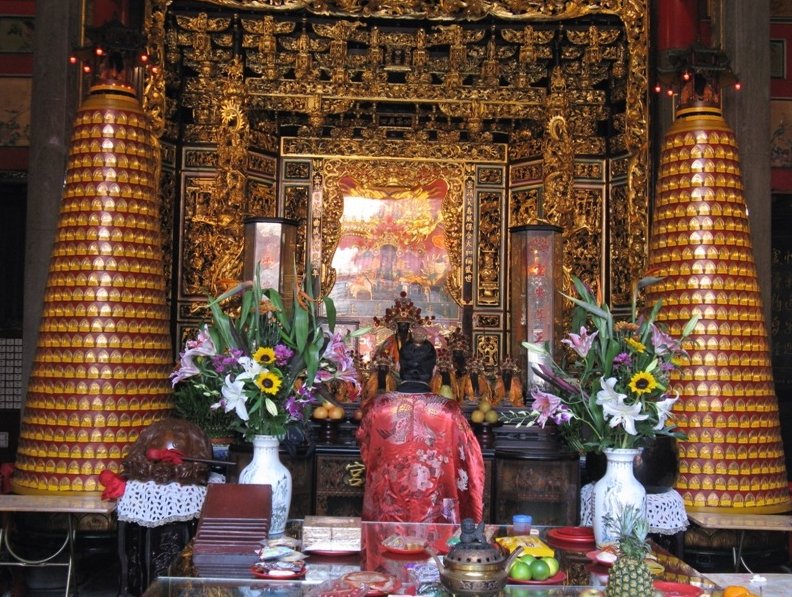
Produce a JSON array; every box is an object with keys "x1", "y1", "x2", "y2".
[
  {"x1": 592, "y1": 448, "x2": 646, "y2": 547},
  {"x1": 239, "y1": 435, "x2": 292, "y2": 538}
]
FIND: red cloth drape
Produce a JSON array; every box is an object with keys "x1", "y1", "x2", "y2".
[{"x1": 356, "y1": 390, "x2": 484, "y2": 523}]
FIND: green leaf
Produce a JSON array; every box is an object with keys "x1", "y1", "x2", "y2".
[
  {"x1": 683, "y1": 315, "x2": 700, "y2": 337},
  {"x1": 562, "y1": 292, "x2": 611, "y2": 322},
  {"x1": 323, "y1": 296, "x2": 337, "y2": 331},
  {"x1": 521, "y1": 341, "x2": 550, "y2": 355}
]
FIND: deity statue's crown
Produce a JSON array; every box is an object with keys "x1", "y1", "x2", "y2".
[
  {"x1": 467, "y1": 357, "x2": 486, "y2": 374},
  {"x1": 499, "y1": 356, "x2": 521, "y2": 374},
  {"x1": 445, "y1": 326, "x2": 470, "y2": 354},
  {"x1": 435, "y1": 348, "x2": 454, "y2": 372},
  {"x1": 374, "y1": 291, "x2": 433, "y2": 330}
]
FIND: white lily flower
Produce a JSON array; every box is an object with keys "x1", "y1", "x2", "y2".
[
  {"x1": 236, "y1": 356, "x2": 263, "y2": 382},
  {"x1": 219, "y1": 375, "x2": 250, "y2": 421},
  {"x1": 602, "y1": 399, "x2": 649, "y2": 435},
  {"x1": 596, "y1": 376, "x2": 626, "y2": 405},
  {"x1": 653, "y1": 393, "x2": 679, "y2": 430}
]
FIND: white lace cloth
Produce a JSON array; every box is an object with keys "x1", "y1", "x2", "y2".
[
  {"x1": 580, "y1": 483, "x2": 689, "y2": 535},
  {"x1": 117, "y1": 473, "x2": 224, "y2": 528}
]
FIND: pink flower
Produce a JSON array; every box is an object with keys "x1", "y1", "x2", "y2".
[
  {"x1": 530, "y1": 387, "x2": 563, "y2": 428},
  {"x1": 650, "y1": 324, "x2": 679, "y2": 356},
  {"x1": 170, "y1": 325, "x2": 217, "y2": 386},
  {"x1": 561, "y1": 326, "x2": 598, "y2": 358}
]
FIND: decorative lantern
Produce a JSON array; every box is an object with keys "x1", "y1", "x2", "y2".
[
  {"x1": 647, "y1": 73, "x2": 791, "y2": 512},
  {"x1": 243, "y1": 217, "x2": 298, "y2": 296},
  {"x1": 12, "y1": 80, "x2": 172, "y2": 494},
  {"x1": 509, "y1": 224, "x2": 564, "y2": 389}
]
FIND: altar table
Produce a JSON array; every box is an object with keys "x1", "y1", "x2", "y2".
[{"x1": 0, "y1": 494, "x2": 116, "y2": 597}]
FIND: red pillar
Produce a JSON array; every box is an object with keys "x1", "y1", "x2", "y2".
[{"x1": 656, "y1": 0, "x2": 699, "y2": 51}]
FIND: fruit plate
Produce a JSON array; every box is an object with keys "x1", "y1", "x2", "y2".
[
  {"x1": 381, "y1": 534, "x2": 427, "y2": 555},
  {"x1": 305, "y1": 548, "x2": 360, "y2": 556},
  {"x1": 341, "y1": 571, "x2": 399, "y2": 596},
  {"x1": 250, "y1": 565, "x2": 306, "y2": 580},
  {"x1": 546, "y1": 527, "x2": 595, "y2": 544},
  {"x1": 652, "y1": 581, "x2": 704, "y2": 597},
  {"x1": 507, "y1": 571, "x2": 567, "y2": 585},
  {"x1": 585, "y1": 549, "x2": 617, "y2": 567}
]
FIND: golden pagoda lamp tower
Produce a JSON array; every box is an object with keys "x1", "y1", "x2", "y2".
[
  {"x1": 12, "y1": 40, "x2": 171, "y2": 494},
  {"x1": 648, "y1": 59, "x2": 791, "y2": 513}
]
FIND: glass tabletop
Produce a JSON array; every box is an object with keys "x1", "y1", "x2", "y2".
[{"x1": 148, "y1": 520, "x2": 722, "y2": 596}]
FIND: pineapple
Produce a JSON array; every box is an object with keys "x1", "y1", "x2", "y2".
[{"x1": 605, "y1": 506, "x2": 654, "y2": 597}]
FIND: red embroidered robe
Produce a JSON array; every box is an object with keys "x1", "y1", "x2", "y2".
[{"x1": 356, "y1": 390, "x2": 485, "y2": 523}]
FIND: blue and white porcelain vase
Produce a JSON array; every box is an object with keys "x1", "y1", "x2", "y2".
[
  {"x1": 592, "y1": 448, "x2": 647, "y2": 547},
  {"x1": 239, "y1": 434, "x2": 292, "y2": 538}
]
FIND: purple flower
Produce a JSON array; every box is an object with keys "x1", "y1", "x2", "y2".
[
  {"x1": 284, "y1": 395, "x2": 305, "y2": 420},
  {"x1": 274, "y1": 344, "x2": 294, "y2": 366},
  {"x1": 551, "y1": 404, "x2": 574, "y2": 426},
  {"x1": 561, "y1": 326, "x2": 598, "y2": 358},
  {"x1": 211, "y1": 348, "x2": 243, "y2": 373},
  {"x1": 613, "y1": 352, "x2": 633, "y2": 368},
  {"x1": 530, "y1": 387, "x2": 563, "y2": 428}
]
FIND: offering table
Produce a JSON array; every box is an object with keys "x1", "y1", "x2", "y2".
[{"x1": 145, "y1": 520, "x2": 722, "y2": 596}]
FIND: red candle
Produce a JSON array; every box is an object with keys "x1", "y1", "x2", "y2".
[{"x1": 656, "y1": 0, "x2": 698, "y2": 51}]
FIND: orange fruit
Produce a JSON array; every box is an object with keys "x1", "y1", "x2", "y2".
[
  {"x1": 329, "y1": 405, "x2": 345, "y2": 420},
  {"x1": 313, "y1": 405, "x2": 329, "y2": 419},
  {"x1": 484, "y1": 409, "x2": 499, "y2": 424},
  {"x1": 352, "y1": 408, "x2": 364, "y2": 421},
  {"x1": 723, "y1": 587, "x2": 751, "y2": 597},
  {"x1": 478, "y1": 400, "x2": 492, "y2": 413}
]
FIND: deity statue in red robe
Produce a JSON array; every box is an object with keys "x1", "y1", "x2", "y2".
[{"x1": 356, "y1": 330, "x2": 485, "y2": 523}]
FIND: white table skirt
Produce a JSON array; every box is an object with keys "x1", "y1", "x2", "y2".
[{"x1": 580, "y1": 482, "x2": 689, "y2": 535}]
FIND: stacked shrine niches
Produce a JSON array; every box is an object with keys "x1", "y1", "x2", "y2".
[
  {"x1": 647, "y1": 99, "x2": 791, "y2": 513},
  {"x1": 12, "y1": 83, "x2": 172, "y2": 495}
]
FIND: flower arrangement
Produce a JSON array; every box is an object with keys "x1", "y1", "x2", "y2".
[
  {"x1": 170, "y1": 268, "x2": 360, "y2": 440},
  {"x1": 502, "y1": 276, "x2": 696, "y2": 453}
]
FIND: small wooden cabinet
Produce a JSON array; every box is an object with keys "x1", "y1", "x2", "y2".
[{"x1": 492, "y1": 448, "x2": 580, "y2": 526}]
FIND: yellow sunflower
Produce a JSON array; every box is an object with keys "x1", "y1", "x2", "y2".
[
  {"x1": 624, "y1": 337, "x2": 646, "y2": 353},
  {"x1": 255, "y1": 370, "x2": 282, "y2": 395},
  {"x1": 628, "y1": 371, "x2": 658, "y2": 395},
  {"x1": 253, "y1": 346, "x2": 276, "y2": 365}
]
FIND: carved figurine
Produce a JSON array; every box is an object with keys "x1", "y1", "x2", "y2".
[{"x1": 493, "y1": 357, "x2": 523, "y2": 407}]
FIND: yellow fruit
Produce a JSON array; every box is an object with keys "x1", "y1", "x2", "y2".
[
  {"x1": 484, "y1": 409, "x2": 499, "y2": 424},
  {"x1": 478, "y1": 400, "x2": 492, "y2": 413},
  {"x1": 328, "y1": 406, "x2": 345, "y2": 420},
  {"x1": 470, "y1": 410, "x2": 485, "y2": 423},
  {"x1": 313, "y1": 405, "x2": 329, "y2": 419}
]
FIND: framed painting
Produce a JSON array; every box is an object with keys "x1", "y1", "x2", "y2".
[
  {"x1": 0, "y1": 17, "x2": 34, "y2": 53},
  {"x1": 771, "y1": 99, "x2": 792, "y2": 168},
  {"x1": 325, "y1": 172, "x2": 462, "y2": 358},
  {"x1": 0, "y1": 77, "x2": 31, "y2": 146},
  {"x1": 772, "y1": 39, "x2": 787, "y2": 79}
]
